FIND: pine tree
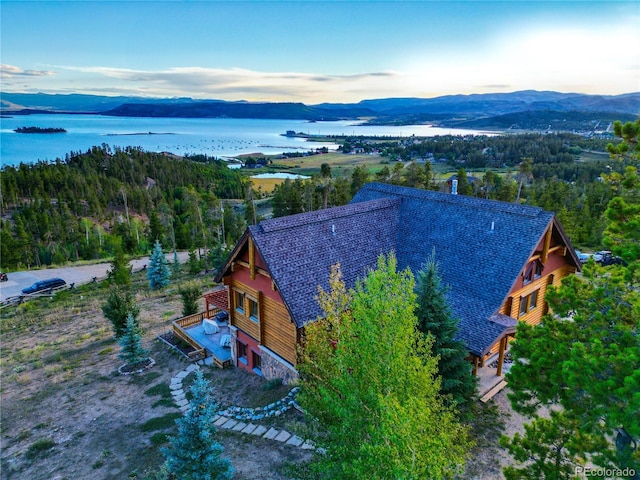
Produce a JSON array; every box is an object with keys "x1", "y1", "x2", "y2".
[
  {"x1": 180, "y1": 283, "x2": 201, "y2": 316},
  {"x1": 118, "y1": 314, "x2": 149, "y2": 366},
  {"x1": 102, "y1": 288, "x2": 140, "y2": 337},
  {"x1": 171, "y1": 249, "x2": 181, "y2": 277},
  {"x1": 162, "y1": 371, "x2": 234, "y2": 480},
  {"x1": 187, "y1": 247, "x2": 201, "y2": 275},
  {"x1": 415, "y1": 252, "x2": 477, "y2": 411},
  {"x1": 147, "y1": 240, "x2": 171, "y2": 290},
  {"x1": 107, "y1": 241, "x2": 131, "y2": 287}
]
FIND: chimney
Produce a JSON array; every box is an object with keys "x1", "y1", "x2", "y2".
[
  {"x1": 331, "y1": 224, "x2": 336, "y2": 236},
  {"x1": 451, "y1": 179, "x2": 458, "y2": 195}
]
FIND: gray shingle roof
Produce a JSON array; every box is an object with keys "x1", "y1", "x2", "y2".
[
  {"x1": 224, "y1": 182, "x2": 561, "y2": 357},
  {"x1": 351, "y1": 182, "x2": 554, "y2": 355},
  {"x1": 249, "y1": 197, "x2": 400, "y2": 329}
]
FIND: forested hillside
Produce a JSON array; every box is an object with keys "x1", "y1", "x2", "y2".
[{"x1": 1, "y1": 146, "x2": 247, "y2": 269}]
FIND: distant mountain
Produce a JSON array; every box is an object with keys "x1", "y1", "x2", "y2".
[
  {"x1": 316, "y1": 90, "x2": 640, "y2": 117},
  {"x1": 103, "y1": 102, "x2": 373, "y2": 120},
  {"x1": 0, "y1": 92, "x2": 200, "y2": 113},
  {"x1": 1, "y1": 91, "x2": 637, "y2": 131}
]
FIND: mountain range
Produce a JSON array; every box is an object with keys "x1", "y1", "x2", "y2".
[{"x1": 1, "y1": 90, "x2": 638, "y2": 130}]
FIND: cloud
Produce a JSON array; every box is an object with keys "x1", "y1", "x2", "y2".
[
  {"x1": 1, "y1": 64, "x2": 54, "y2": 78},
  {"x1": 55, "y1": 66, "x2": 401, "y2": 102}
]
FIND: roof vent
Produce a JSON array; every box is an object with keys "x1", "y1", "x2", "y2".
[
  {"x1": 451, "y1": 179, "x2": 458, "y2": 195},
  {"x1": 331, "y1": 224, "x2": 336, "y2": 236},
  {"x1": 490, "y1": 221, "x2": 495, "y2": 233}
]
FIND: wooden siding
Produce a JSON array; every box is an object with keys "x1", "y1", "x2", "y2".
[
  {"x1": 261, "y1": 295, "x2": 297, "y2": 365},
  {"x1": 229, "y1": 277, "x2": 296, "y2": 365},
  {"x1": 230, "y1": 280, "x2": 261, "y2": 340},
  {"x1": 500, "y1": 264, "x2": 574, "y2": 327}
]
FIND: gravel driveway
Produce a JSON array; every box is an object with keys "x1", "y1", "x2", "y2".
[{"x1": 0, "y1": 251, "x2": 189, "y2": 302}]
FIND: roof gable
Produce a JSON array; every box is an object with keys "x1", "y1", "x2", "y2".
[{"x1": 247, "y1": 198, "x2": 401, "y2": 328}]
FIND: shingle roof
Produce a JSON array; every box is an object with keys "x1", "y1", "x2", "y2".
[
  {"x1": 351, "y1": 182, "x2": 554, "y2": 355},
  {"x1": 248, "y1": 197, "x2": 401, "y2": 329},
  {"x1": 222, "y1": 182, "x2": 561, "y2": 357}
]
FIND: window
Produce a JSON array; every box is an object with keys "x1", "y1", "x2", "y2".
[
  {"x1": 519, "y1": 290, "x2": 539, "y2": 317},
  {"x1": 252, "y1": 350, "x2": 262, "y2": 374},
  {"x1": 523, "y1": 260, "x2": 544, "y2": 285},
  {"x1": 237, "y1": 342, "x2": 248, "y2": 364},
  {"x1": 235, "y1": 290, "x2": 245, "y2": 314},
  {"x1": 248, "y1": 298, "x2": 259, "y2": 322}
]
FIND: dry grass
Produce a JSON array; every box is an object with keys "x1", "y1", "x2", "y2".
[{"x1": 0, "y1": 271, "x2": 311, "y2": 479}]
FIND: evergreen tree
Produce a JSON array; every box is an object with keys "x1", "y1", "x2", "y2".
[
  {"x1": 455, "y1": 168, "x2": 471, "y2": 195},
  {"x1": 297, "y1": 254, "x2": 471, "y2": 478},
  {"x1": 180, "y1": 283, "x2": 201, "y2": 316},
  {"x1": 187, "y1": 248, "x2": 201, "y2": 275},
  {"x1": 147, "y1": 240, "x2": 171, "y2": 290},
  {"x1": 415, "y1": 252, "x2": 477, "y2": 411},
  {"x1": 171, "y1": 249, "x2": 181, "y2": 277},
  {"x1": 162, "y1": 371, "x2": 234, "y2": 480},
  {"x1": 102, "y1": 288, "x2": 140, "y2": 337},
  {"x1": 503, "y1": 121, "x2": 640, "y2": 478},
  {"x1": 107, "y1": 241, "x2": 131, "y2": 287},
  {"x1": 118, "y1": 314, "x2": 149, "y2": 366}
]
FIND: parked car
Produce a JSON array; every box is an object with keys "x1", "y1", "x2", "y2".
[
  {"x1": 0, "y1": 272, "x2": 7, "y2": 282},
  {"x1": 574, "y1": 250, "x2": 591, "y2": 264},
  {"x1": 21, "y1": 278, "x2": 66, "y2": 295},
  {"x1": 597, "y1": 251, "x2": 627, "y2": 266}
]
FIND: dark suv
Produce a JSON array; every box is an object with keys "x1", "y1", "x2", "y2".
[{"x1": 21, "y1": 278, "x2": 67, "y2": 295}]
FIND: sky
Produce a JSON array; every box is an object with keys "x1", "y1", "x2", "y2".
[{"x1": 1, "y1": 1, "x2": 639, "y2": 104}]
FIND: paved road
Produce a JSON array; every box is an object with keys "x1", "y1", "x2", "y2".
[{"x1": 0, "y1": 251, "x2": 190, "y2": 302}]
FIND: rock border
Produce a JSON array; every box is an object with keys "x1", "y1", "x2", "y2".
[
  {"x1": 169, "y1": 363, "x2": 313, "y2": 450},
  {"x1": 118, "y1": 357, "x2": 156, "y2": 376}
]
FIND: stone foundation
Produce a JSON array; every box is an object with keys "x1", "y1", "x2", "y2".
[
  {"x1": 260, "y1": 346, "x2": 299, "y2": 385},
  {"x1": 229, "y1": 326, "x2": 238, "y2": 366}
]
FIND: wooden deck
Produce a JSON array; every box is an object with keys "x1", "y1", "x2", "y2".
[
  {"x1": 477, "y1": 352, "x2": 511, "y2": 402},
  {"x1": 172, "y1": 310, "x2": 232, "y2": 367}
]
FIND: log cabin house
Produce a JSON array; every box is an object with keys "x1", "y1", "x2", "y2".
[{"x1": 210, "y1": 182, "x2": 580, "y2": 390}]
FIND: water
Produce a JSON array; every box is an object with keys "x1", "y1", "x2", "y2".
[{"x1": 0, "y1": 114, "x2": 493, "y2": 167}]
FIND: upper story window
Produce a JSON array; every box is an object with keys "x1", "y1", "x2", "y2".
[
  {"x1": 235, "y1": 290, "x2": 245, "y2": 314},
  {"x1": 519, "y1": 289, "x2": 539, "y2": 317},
  {"x1": 248, "y1": 297, "x2": 259, "y2": 322},
  {"x1": 523, "y1": 260, "x2": 544, "y2": 285}
]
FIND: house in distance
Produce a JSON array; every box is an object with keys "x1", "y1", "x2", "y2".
[{"x1": 212, "y1": 182, "x2": 581, "y2": 393}]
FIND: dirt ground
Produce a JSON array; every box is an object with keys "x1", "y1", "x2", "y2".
[{"x1": 0, "y1": 273, "x2": 525, "y2": 480}]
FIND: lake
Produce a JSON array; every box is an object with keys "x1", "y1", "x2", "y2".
[{"x1": 0, "y1": 114, "x2": 495, "y2": 167}]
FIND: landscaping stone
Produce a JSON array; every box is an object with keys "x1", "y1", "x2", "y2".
[
  {"x1": 185, "y1": 364, "x2": 199, "y2": 373},
  {"x1": 172, "y1": 393, "x2": 186, "y2": 403},
  {"x1": 214, "y1": 416, "x2": 229, "y2": 427},
  {"x1": 175, "y1": 399, "x2": 189, "y2": 408},
  {"x1": 286, "y1": 435, "x2": 304, "y2": 447},
  {"x1": 232, "y1": 421, "x2": 247, "y2": 432},
  {"x1": 301, "y1": 440, "x2": 315, "y2": 450},
  {"x1": 221, "y1": 419, "x2": 238, "y2": 430},
  {"x1": 251, "y1": 425, "x2": 268, "y2": 436},
  {"x1": 176, "y1": 370, "x2": 189, "y2": 379},
  {"x1": 170, "y1": 389, "x2": 184, "y2": 397},
  {"x1": 263, "y1": 427, "x2": 279, "y2": 440},
  {"x1": 242, "y1": 423, "x2": 257, "y2": 434},
  {"x1": 274, "y1": 430, "x2": 291, "y2": 443}
]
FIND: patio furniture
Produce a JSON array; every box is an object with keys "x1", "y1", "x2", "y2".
[
  {"x1": 202, "y1": 318, "x2": 219, "y2": 335},
  {"x1": 220, "y1": 334, "x2": 231, "y2": 348}
]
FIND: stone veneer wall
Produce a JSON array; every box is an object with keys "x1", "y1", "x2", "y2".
[
  {"x1": 229, "y1": 326, "x2": 238, "y2": 366},
  {"x1": 260, "y1": 346, "x2": 299, "y2": 385}
]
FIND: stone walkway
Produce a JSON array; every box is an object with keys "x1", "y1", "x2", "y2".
[{"x1": 169, "y1": 363, "x2": 314, "y2": 450}]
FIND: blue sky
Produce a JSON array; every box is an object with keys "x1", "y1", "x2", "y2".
[{"x1": 1, "y1": 1, "x2": 639, "y2": 103}]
